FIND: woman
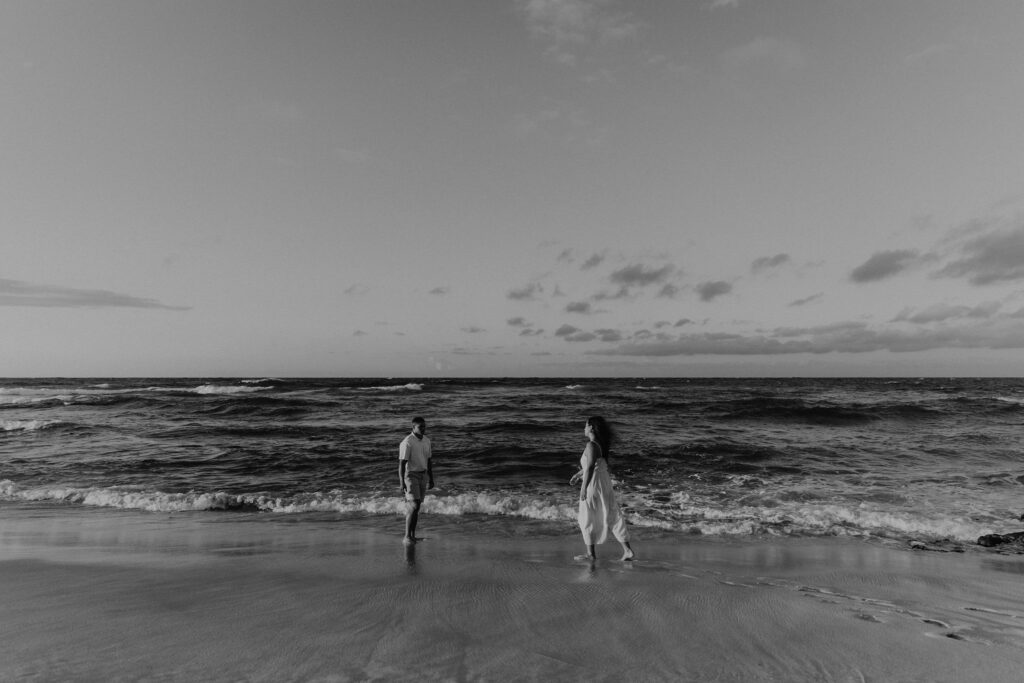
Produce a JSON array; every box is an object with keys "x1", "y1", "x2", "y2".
[{"x1": 569, "y1": 416, "x2": 635, "y2": 562}]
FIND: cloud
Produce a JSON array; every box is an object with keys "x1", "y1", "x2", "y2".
[
  {"x1": 591, "y1": 315, "x2": 1024, "y2": 357},
  {"x1": 788, "y1": 293, "x2": 823, "y2": 307},
  {"x1": 555, "y1": 324, "x2": 581, "y2": 337},
  {"x1": 353, "y1": 330, "x2": 368, "y2": 337},
  {"x1": 595, "y1": 328, "x2": 624, "y2": 342},
  {"x1": 344, "y1": 284, "x2": 369, "y2": 296},
  {"x1": 507, "y1": 282, "x2": 544, "y2": 300},
  {"x1": 708, "y1": 0, "x2": 741, "y2": 8},
  {"x1": 516, "y1": 0, "x2": 641, "y2": 65},
  {"x1": 891, "y1": 302, "x2": 1000, "y2": 324},
  {"x1": 751, "y1": 253, "x2": 790, "y2": 273},
  {"x1": 674, "y1": 318, "x2": 694, "y2": 327},
  {"x1": 581, "y1": 252, "x2": 606, "y2": 270},
  {"x1": 609, "y1": 263, "x2": 674, "y2": 287},
  {"x1": 935, "y1": 224, "x2": 1024, "y2": 285},
  {"x1": 564, "y1": 331, "x2": 597, "y2": 342},
  {"x1": 850, "y1": 250, "x2": 919, "y2": 283},
  {"x1": 592, "y1": 286, "x2": 632, "y2": 301},
  {"x1": 0, "y1": 278, "x2": 188, "y2": 310},
  {"x1": 429, "y1": 286, "x2": 449, "y2": 295},
  {"x1": 461, "y1": 326, "x2": 486, "y2": 334},
  {"x1": 657, "y1": 284, "x2": 680, "y2": 298},
  {"x1": 507, "y1": 317, "x2": 529, "y2": 327},
  {"x1": 520, "y1": 328, "x2": 545, "y2": 336},
  {"x1": 695, "y1": 280, "x2": 732, "y2": 301},
  {"x1": 720, "y1": 37, "x2": 807, "y2": 76},
  {"x1": 566, "y1": 301, "x2": 593, "y2": 314}
]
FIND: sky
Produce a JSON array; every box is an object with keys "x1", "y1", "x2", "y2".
[{"x1": 3, "y1": 0, "x2": 1024, "y2": 377}]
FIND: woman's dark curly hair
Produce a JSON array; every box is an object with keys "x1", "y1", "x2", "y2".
[{"x1": 586, "y1": 416, "x2": 615, "y2": 463}]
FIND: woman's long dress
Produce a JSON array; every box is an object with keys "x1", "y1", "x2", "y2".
[{"x1": 578, "y1": 448, "x2": 629, "y2": 545}]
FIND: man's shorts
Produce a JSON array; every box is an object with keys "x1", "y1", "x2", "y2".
[{"x1": 404, "y1": 470, "x2": 427, "y2": 501}]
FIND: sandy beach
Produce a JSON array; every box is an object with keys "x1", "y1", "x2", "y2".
[{"x1": 2, "y1": 503, "x2": 1023, "y2": 682}]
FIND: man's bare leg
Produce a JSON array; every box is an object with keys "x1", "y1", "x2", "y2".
[{"x1": 404, "y1": 500, "x2": 421, "y2": 544}]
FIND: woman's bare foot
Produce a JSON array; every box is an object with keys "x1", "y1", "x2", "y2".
[
  {"x1": 574, "y1": 554, "x2": 596, "y2": 562},
  {"x1": 620, "y1": 547, "x2": 635, "y2": 561}
]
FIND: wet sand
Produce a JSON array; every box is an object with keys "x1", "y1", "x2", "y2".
[{"x1": 2, "y1": 504, "x2": 1023, "y2": 681}]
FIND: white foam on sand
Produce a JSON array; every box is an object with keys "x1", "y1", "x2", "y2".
[{"x1": 1, "y1": 504, "x2": 1023, "y2": 682}]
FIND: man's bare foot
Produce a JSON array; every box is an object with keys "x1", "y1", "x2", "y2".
[
  {"x1": 403, "y1": 536, "x2": 415, "y2": 546},
  {"x1": 620, "y1": 548, "x2": 635, "y2": 561},
  {"x1": 574, "y1": 554, "x2": 596, "y2": 562}
]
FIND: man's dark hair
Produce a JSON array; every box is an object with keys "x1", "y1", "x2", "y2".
[{"x1": 412, "y1": 416, "x2": 426, "y2": 426}]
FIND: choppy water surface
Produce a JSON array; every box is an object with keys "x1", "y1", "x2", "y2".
[{"x1": 3, "y1": 377, "x2": 1023, "y2": 545}]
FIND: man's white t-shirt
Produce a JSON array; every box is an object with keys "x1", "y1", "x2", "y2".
[{"x1": 399, "y1": 434, "x2": 431, "y2": 472}]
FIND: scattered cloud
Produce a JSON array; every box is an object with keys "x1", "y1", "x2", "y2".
[
  {"x1": 555, "y1": 324, "x2": 581, "y2": 337},
  {"x1": 581, "y1": 252, "x2": 606, "y2": 270},
  {"x1": 557, "y1": 248, "x2": 574, "y2": 263},
  {"x1": 751, "y1": 253, "x2": 790, "y2": 273},
  {"x1": 850, "y1": 250, "x2": 919, "y2": 283},
  {"x1": 0, "y1": 278, "x2": 188, "y2": 310},
  {"x1": 674, "y1": 318, "x2": 694, "y2": 327},
  {"x1": 592, "y1": 314, "x2": 1024, "y2": 357},
  {"x1": 507, "y1": 317, "x2": 529, "y2": 327},
  {"x1": 934, "y1": 224, "x2": 1024, "y2": 285},
  {"x1": 461, "y1": 326, "x2": 486, "y2": 334},
  {"x1": 595, "y1": 328, "x2": 624, "y2": 342},
  {"x1": 609, "y1": 263, "x2": 674, "y2": 287},
  {"x1": 429, "y1": 286, "x2": 449, "y2": 295},
  {"x1": 520, "y1": 328, "x2": 545, "y2": 336},
  {"x1": 566, "y1": 301, "x2": 593, "y2": 314},
  {"x1": 507, "y1": 282, "x2": 544, "y2": 300},
  {"x1": 720, "y1": 37, "x2": 807, "y2": 77},
  {"x1": 892, "y1": 301, "x2": 1000, "y2": 324},
  {"x1": 344, "y1": 284, "x2": 369, "y2": 296},
  {"x1": 695, "y1": 280, "x2": 732, "y2": 301},
  {"x1": 788, "y1": 293, "x2": 823, "y2": 307},
  {"x1": 657, "y1": 283, "x2": 680, "y2": 298},
  {"x1": 592, "y1": 286, "x2": 632, "y2": 301},
  {"x1": 353, "y1": 330, "x2": 368, "y2": 337},
  {"x1": 564, "y1": 330, "x2": 598, "y2": 342},
  {"x1": 516, "y1": 0, "x2": 642, "y2": 65}
]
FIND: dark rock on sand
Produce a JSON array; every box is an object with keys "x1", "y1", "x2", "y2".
[{"x1": 977, "y1": 531, "x2": 1024, "y2": 547}]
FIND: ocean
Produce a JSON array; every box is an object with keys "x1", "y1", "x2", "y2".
[{"x1": 3, "y1": 377, "x2": 1023, "y2": 548}]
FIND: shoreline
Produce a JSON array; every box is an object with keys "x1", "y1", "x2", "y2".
[{"x1": 3, "y1": 504, "x2": 1024, "y2": 681}]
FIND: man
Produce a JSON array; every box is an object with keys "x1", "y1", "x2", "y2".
[{"x1": 398, "y1": 416, "x2": 434, "y2": 545}]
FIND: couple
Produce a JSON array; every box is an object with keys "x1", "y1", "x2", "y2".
[{"x1": 398, "y1": 415, "x2": 635, "y2": 562}]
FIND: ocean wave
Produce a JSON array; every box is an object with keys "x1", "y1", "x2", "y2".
[
  {"x1": 625, "y1": 489, "x2": 989, "y2": 543},
  {"x1": 0, "y1": 385, "x2": 164, "y2": 407},
  {"x1": 361, "y1": 383, "x2": 423, "y2": 392},
  {"x1": 0, "y1": 481, "x2": 576, "y2": 520},
  {"x1": 193, "y1": 385, "x2": 272, "y2": 395},
  {"x1": 2, "y1": 419, "x2": 63, "y2": 432},
  {"x1": 716, "y1": 397, "x2": 943, "y2": 425},
  {"x1": 0, "y1": 478, "x2": 991, "y2": 544}
]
